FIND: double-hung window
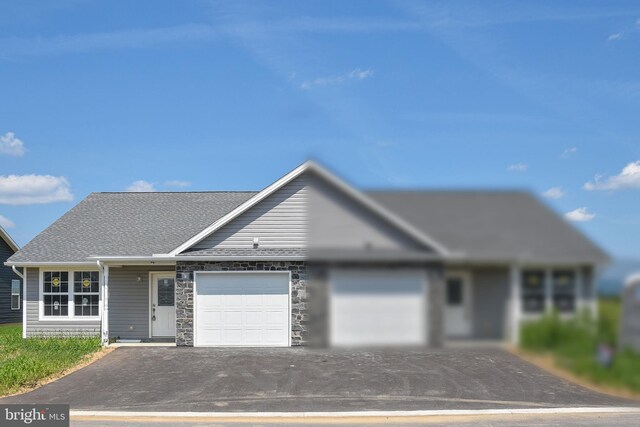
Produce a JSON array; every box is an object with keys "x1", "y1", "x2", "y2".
[
  {"x1": 74, "y1": 272, "x2": 99, "y2": 316},
  {"x1": 43, "y1": 271, "x2": 69, "y2": 316},
  {"x1": 552, "y1": 270, "x2": 576, "y2": 312},
  {"x1": 522, "y1": 270, "x2": 545, "y2": 313},
  {"x1": 42, "y1": 270, "x2": 100, "y2": 319},
  {"x1": 11, "y1": 279, "x2": 20, "y2": 310}
]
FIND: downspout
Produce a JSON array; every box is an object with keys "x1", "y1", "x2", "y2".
[
  {"x1": 12, "y1": 265, "x2": 26, "y2": 338},
  {"x1": 11, "y1": 265, "x2": 24, "y2": 279},
  {"x1": 97, "y1": 260, "x2": 109, "y2": 346}
]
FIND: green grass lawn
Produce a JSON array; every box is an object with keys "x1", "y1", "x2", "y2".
[
  {"x1": 0, "y1": 324, "x2": 102, "y2": 396},
  {"x1": 520, "y1": 298, "x2": 640, "y2": 393}
]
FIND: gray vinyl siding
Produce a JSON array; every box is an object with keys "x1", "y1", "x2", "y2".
[
  {"x1": 308, "y1": 173, "x2": 424, "y2": 250},
  {"x1": 0, "y1": 238, "x2": 20, "y2": 324},
  {"x1": 25, "y1": 268, "x2": 100, "y2": 336},
  {"x1": 193, "y1": 176, "x2": 307, "y2": 250},
  {"x1": 470, "y1": 267, "x2": 510, "y2": 340},
  {"x1": 109, "y1": 266, "x2": 173, "y2": 339}
]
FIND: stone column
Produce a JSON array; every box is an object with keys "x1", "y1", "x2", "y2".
[{"x1": 175, "y1": 269, "x2": 194, "y2": 346}]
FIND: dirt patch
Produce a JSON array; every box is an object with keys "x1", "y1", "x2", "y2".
[
  {"x1": 1, "y1": 347, "x2": 115, "y2": 398},
  {"x1": 508, "y1": 346, "x2": 640, "y2": 402}
]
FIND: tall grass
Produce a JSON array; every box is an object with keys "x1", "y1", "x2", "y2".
[
  {"x1": 0, "y1": 325, "x2": 101, "y2": 396},
  {"x1": 520, "y1": 299, "x2": 640, "y2": 392}
]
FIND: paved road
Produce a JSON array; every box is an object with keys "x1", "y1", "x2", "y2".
[{"x1": 2, "y1": 347, "x2": 637, "y2": 411}]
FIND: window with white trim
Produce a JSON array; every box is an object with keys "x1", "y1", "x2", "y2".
[
  {"x1": 552, "y1": 270, "x2": 576, "y2": 313},
  {"x1": 11, "y1": 279, "x2": 20, "y2": 310},
  {"x1": 42, "y1": 270, "x2": 100, "y2": 318},
  {"x1": 522, "y1": 270, "x2": 545, "y2": 313},
  {"x1": 43, "y1": 271, "x2": 69, "y2": 316},
  {"x1": 74, "y1": 271, "x2": 99, "y2": 316}
]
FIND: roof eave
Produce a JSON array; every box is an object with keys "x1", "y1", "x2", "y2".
[{"x1": 0, "y1": 226, "x2": 19, "y2": 253}]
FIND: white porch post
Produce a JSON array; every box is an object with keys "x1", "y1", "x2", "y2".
[
  {"x1": 510, "y1": 264, "x2": 522, "y2": 345},
  {"x1": 100, "y1": 263, "x2": 110, "y2": 346},
  {"x1": 544, "y1": 268, "x2": 553, "y2": 313},
  {"x1": 576, "y1": 267, "x2": 584, "y2": 314}
]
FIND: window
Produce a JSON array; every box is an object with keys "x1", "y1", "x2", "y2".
[
  {"x1": 446, "y1": 278, "x2": 463, "y2": 306},
  {"x1": 11, "y1": 280, "x2": 20, "y2": 310},
  {"x1": 157, "y1": 278, "x2": 175, "y2": 306},
  {"x1": 42, "y1": 270, "x2": 100, "y2": 319},
  {"x1": 74, "y1": 271, "x2": 99, "y2": 317},
  {"x1": 43, "y1": 271, "x2": 69, "y2": 316},
  {"x1": 553, "y1": 270, "x2": 576, "y2": 312},
  {"x1": 522, "y1": 270, "x2": 545, "y2": 313}
]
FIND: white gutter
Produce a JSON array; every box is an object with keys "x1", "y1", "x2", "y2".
[
  {"x1": 11, "y1": 265, "x2": 24, "y2": 279},
  {"x1": 88, "y1": 255, "x2": 305, "y2": 262},
  {"x1": 11, "y1": 265, "x2": 26, "y2": 339},
  {"x1": 4, "y1": 261, "x2": 96, "y2": 267}
]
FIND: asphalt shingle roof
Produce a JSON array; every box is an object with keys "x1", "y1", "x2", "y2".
[
  {"x1": 366, "y1": 190, "x2": 609, "y2": 264},
  {"x1": 8, "y1": 188, "x2": 608, "y2": 265},
  {"x1": 8, "y1": 192, "x2": 256, "y2": 263},
  {"x1": 182, "y1": 248, "x2": 305, "y2": 257}
]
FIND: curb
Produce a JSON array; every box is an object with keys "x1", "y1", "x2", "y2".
[{"x1": 71, "y1": 406, "x2": 640, "y2": 419}]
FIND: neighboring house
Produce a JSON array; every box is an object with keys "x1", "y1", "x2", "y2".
[
  {"x1": 5, "y1": 161, "x2": 608, "y2": 347},
  {"x1": 0, "y1": 226, "x2": 21, "y2": 324}
]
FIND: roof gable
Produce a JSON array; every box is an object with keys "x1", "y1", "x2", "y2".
[{"x1": 171, "y1": 161, "x2": 449, "y2": 256}]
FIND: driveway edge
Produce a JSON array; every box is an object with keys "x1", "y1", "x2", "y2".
[{"x1": 507, "y1": 346, "x2": 640, "y2": 402}]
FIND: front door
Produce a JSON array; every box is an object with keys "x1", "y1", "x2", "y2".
[
  {"x1": 151, "y1": 274, "x2": 176, "y2": 337},
  {"x1": 445, "y1": 273, "x2": 472, "y2": 338}
]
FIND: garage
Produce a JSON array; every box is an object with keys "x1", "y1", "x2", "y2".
[
  {"x1": 330, "y1": 269, "x2": 428, "y2": 347},
  {"x1": 194, "y1": 272, "x2": 290, "y2": 347}
]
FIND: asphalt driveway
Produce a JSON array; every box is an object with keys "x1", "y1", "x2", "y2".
[{"x1": 1, "y1": 347, "x2": 636, "y2": 412}]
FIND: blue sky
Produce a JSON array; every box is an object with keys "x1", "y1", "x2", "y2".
[{"x1": 0, "y1": 0, "x2": 639, "y2": 259}]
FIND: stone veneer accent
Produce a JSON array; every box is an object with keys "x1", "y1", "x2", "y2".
[{"x1": 175, "y1": 261, "x2": 307, "y2": 346}]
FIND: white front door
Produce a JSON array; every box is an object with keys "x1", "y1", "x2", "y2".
[
  {"x1": 151, "y1": 274, "x2": 176, "y2": 337},
  {"x1": 445, "y1": 272, "x2": 472, "y2": 338}
]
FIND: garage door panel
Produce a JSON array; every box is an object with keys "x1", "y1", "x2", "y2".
[
  {"x1": 330, "y1": 270, "x2": 428, "y2": 347},
  {"x1": 195, "y1": 273, "x2": 290, "y2": 347}
]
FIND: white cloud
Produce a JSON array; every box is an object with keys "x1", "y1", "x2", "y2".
[
  {"x1": 561, "y1": 147, "x2": 577, "y2": 158},
  {"x1": 126, "y1": 180, "x2": 156, "y2": 192},
  {"x1": 507, "y1": 163, "x2": 528, "y2": 172},
  {"x1": 0, "y1": 132, "x2": 25, "y2": 156},
  {"x1": 300, "y1": 68, "x2": 374, "y2": 90},
  {"x1": 584, "y1": 160, "x2": 640, "y2": 191},
  {"x1": 565, "y1": 207, "x2": 596, "y2": 222},
  {"x1": 348, "y1": 68, "x2": 374, "y2": 80},
  {"x1": 164, "y1": 180, "x2": 191, "y2": 188},
  {"x1": 0, "y1": 214, "x2": 15, "y2": 229},
  {"x1": 608, "y1": 32, "x2": 623, "y2": 41},
  {"x1": 542, "y1": 187, "x2": 566, "y2": 199},
  {"x1": 0, "y1": 175, "x2": 72, "y2": 205}
]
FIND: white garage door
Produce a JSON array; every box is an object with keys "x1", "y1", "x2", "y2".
[
  {"x1": 330, "y1": 269, "x2": 428, "y2": 347},
  {"x1": 195, "y1": 272, "x2": 290, "y2": 347}
]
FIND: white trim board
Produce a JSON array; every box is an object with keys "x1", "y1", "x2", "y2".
[
  {"x1": 0, "y1": 224, "x2": 19, "y2": 252},
  {"x1": 167, "y1": 161, "x2": 450, "y2": 256},
  {"x1": 22, "y1": 268, "x2": 27, "y2": 338}
]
